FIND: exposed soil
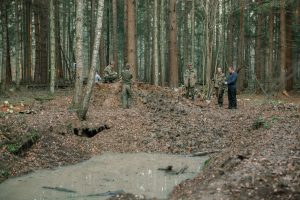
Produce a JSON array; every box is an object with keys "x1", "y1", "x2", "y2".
[{"x1": 0, "y1": 83, "x2": 299, "y2": 200}]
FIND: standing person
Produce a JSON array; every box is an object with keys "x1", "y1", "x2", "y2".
[
  {"x1": 225, "y1": 66, "x2": 238, "y2": 109},
  {"x1": 214, "y1": 67, "x2": 226, "y2": 107},
  {"x1": 183, "y1": 63, "x2": 197, "y2": 100},
  {"x1": 121, "y1": 63, "x2": 133, "y2": 109},
  {"x1": 104, "y1": 61, "x2": 118, "y2": 83}
]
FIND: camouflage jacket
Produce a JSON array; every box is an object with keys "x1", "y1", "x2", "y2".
[
  {"x1": 104, "y1": 65, "x2": 116, "y2": 77},
  {"x1": 184, "y1": 68, "x2": 197, "y2": 87},
  {"x1": 121, "y1": 69, "x2": 133, "y2": 85},
  {"x1": 214, "y1": 72, "x2": 226, "y2": 88}
]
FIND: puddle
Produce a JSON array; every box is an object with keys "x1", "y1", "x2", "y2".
[{"x1": 0, "y1": 153, "x2": 208, "y2": 200}]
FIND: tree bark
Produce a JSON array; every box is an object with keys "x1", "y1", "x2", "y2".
[
  {"x1": 168, "y1": 0, "x2": 178, "y2": 88},
  {"x1": 255, "y1": 0, "x2": 262, "y2": 91},
  {"x1": 144, "y1": 0, "x2": 151, "y2": 83},
  {"x1": 191, "y1": 0, "x2": 195, "y2": 66},
  {"x1": 1, "y1": 0, "x2": 8, "y2": 90},
  {"x1": 15, "y1": 0, "x2": 21, "y2": 90},
  {"x1": 127, "y1": 0, "x2": 137, "y2": 79},
  {"x1": 73, "y1": 0, "x2": 85, "y2": 106},
  {"x1": 123, "y1": 0, "x2": 128, "y2": 66},
  {"x1": 55, "y1": 0, "x2": 63, "y2": 80},
  {"x1": 286, "y1": 7, "x2": 293, "y2": 91},
  {"x1": 23, "y1": 0, "x2": 32, "y2": 84},
  {"x1": 50, "y1": 0, "x2": 56, "y2": 94},
  {"x1": 153, "y1": 0, "x2": 159, "y2": 85},
  {"x1": 112, "y1": 0, "x2": 118, "y2": 72},
  {"x1": 89, "y1": 0, "x2": 95, "y2": 68},
  {"x1": 268, "y1": 8, "x2": 274, "y2": 92},
  {"x1": 237, "y1": 0, "x2": 245, "y2": 91},
  {"x1": 160, "y1": 0, "x2": 166, "y2": 86},
  {"x1": 78, "y1": 0, "x2": 105, "y2": 120},
  {"x1": 227, "y1": 0, "x2": 233, "y2": 67},
  {"x1": 183, "y1": 0, "x2": 190, "y2": 68},
  {"x1": 280, "y1": 0, "x2": 286, "y2": 91}
]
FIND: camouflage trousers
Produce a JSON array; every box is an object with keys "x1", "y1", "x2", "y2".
[
  {"x1": 121, "y1": 84, "x2": 132, "y2": 109},
  {"x1": 185, "y1": 86, "x2": 195, "y2": 100}
]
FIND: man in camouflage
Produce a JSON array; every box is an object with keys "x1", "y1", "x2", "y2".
[
  {"x1": 183, "y1": 63, "x2": 197, "y2": 100},
  {"x1": 121, "y1": 63, "x2": 133, "y2": 109},
  {"x1": 213, "y1": 67, "x2": 226, "y2": 107},
  {"x1": 103, "y1": 61, "x2": 118, "y2": 83}
]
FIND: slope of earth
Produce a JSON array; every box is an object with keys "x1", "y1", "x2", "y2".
[{"x1": 0, "y1": 84, "x2": 299, "y2": 200}]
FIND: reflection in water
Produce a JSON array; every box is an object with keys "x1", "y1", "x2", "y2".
[{"x1": 0, "y1": 153, "x2": 208, "y2": 200}]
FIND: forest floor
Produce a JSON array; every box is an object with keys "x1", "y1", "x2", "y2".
[{"x1": 0, "y1": 83, "x2": 299, "y2": 200}]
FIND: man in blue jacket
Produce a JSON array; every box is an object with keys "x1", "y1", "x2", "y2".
[{"x1": 225, "y1": 66, "x2": 238, "y2": 109}]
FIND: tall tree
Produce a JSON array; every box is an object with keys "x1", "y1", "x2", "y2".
[
  {"x1": 23, "y1": 0, "x2": 32, "y2": 84},
  {"x1": 268, "y1": 6, "x2": 274, "y2": 92},
  {"x1": 112, "y1": 0, "x2": 118, "y2": 71},
  {"x1": 255, "y1": 0, "x2": 262, "y2": 90},
  {"x1": 55, "y1": 0, "x2": 63, "y2": 80},
  {"x1": 237, "y1": 0, "x2": 245, "y2": 91},
  {"x1": 15, "y1": 0, "x2": 21, "y2": 90},
  {"x1": 1, "y1": 0, "x2": 8, "y2": 90},
  {"x1": 168, "y1": 0, "x2": 178, "y2": 87},
  {"x1": 191, "y1": 0, "x2": 195, "y2": 66},
  {"x1": 73, "y1": 0, "x2": 85, "y2": 106},
  {"x1": 153, "y1": 0, "x2": 159, "y2": 85},
  {"x1": 50, "y1": 0, "x2": 56, "y2": 94},
  {"x1": 183, "y1": 0, "x2": 190, "y2": 67},
  {"x1": 78, "y1": 0, "x2": 105, "y2": 120},
  {"x1": 286, "y1": 5, "x2": 293, "y2": 91},
  {"x1": 127, "y1": 0, "x2": 137, "y2": 79},
  {"x1": 160, "y1": 0, "x2": 166, "y2": 86},
  {"x1": 280, "y1": 0, "x2": 287, "y2": 92}
]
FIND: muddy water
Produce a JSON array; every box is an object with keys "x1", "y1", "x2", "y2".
[{"x1": 0, "y1": 153, "x2": 208, "y2": 200}]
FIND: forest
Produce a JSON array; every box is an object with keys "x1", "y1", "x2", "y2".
[
  {"x1": 1, "y1": 0, "x2": 300, "y2": 93},
  {"x1": 0, "y1": 0, "x2": 300, "y2": 200}
]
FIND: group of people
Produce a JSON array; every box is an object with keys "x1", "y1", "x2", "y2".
[
  {"x1": 96, "y1": 61, "x2": 238, "y2": 110},
  {"x1": 183, "y1": 64, "x2": 238, "y2": 109},
  {"x1": 95, "y1": 62, "x2": 133, "y2": 109}
]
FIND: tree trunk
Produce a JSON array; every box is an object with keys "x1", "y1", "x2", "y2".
[
  {"x1": 237, "y1": 0, "x2": 245, "y2": 91},
  {"x1": 55, "y1": 0, "x2": 63, "y2": 80},
  {"x1": 144, "y1": 0, "x2": 151, "y2": 83},
  {"x1": 183, "y1": 0, "x2": 190, "y2": 67},
  {"x1": 268, "y1": 8, "x2": 274, "y2": 92},
  {"x1": 15, "y1": 0, "x2": 21, "y2": 90},
  {"x1": 153, "y1": 0, "x2": 159, "y2": 85},
  {"x1": 1, "y1": 0, "x2": 8, "y2": 90},
  {"x1": 127, "y1": 0, "x2": 137, "y2": 79},
  {"x1": 168, "y1": 0, "x2": 178, "y2": 88},
  {"x1": 50, "y1": 0, "x2": 56, "y2": 94},
  {"x1": 227, "y1": 0, "x2": 233, "y2": 67},
  {"x1": 160, "y1": 0, "x2": 166, "y2": 86},
  {"x1": 99, "y1": 31, "x2": 106, "y2": 76},
  {"x1": 123, "y1": 0, "x2": 128, "y2": 66},
  {"x1": 112, "y1": 0, "x2": 118, "y2": 72},
  {"x1": 78, "y1": 0, "x2": 105, "y2": 120},
  {"x1": 23, "y1": 0, "x2": 32, "y2": 84},
  {"x1": 33, "y1": 0, "x2": 49, "y2": 84},
  {"x1": 191, "y1": 0, "x2": 195, "y2": 66},
  {"x1": 89, "y1": 0, "x2": 95, "y2": 68},
  {"x1": 280, "y1": 0, "x2": 286, "y2": 91},
  {"x1": 286, "y1": 7, "x2": 293, "y2": 91},
  {"x1": 255, "y1": 0, "x2": 262, "y2": 91},
  {"x1": 73, "y1": 0, "x2": 85, "y2": 106}
]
